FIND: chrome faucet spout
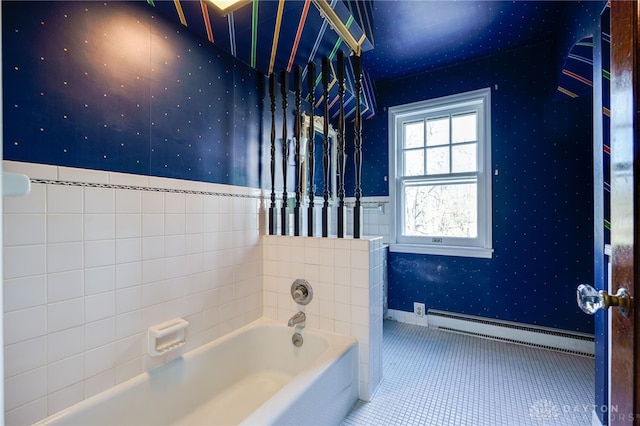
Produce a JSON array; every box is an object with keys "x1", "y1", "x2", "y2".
[{"x1": 288, "y1": 311, "x2": 306, "y2": 327}]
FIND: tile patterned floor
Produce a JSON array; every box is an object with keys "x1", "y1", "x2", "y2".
[{"x1": 342, "y1": 320, "x2": 594, "y2": 426}]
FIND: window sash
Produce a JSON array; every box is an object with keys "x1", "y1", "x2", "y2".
[{"x1": 388, "y1": 88, "x2": 493, "y2": 258}]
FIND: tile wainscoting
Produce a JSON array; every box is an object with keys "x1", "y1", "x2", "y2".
[
  {"x1": 3, "y1": 161, "x2": 263, "y2": 425},
  {"x1": 3, "y1": 161, "x2": 385, "y2": 424}
]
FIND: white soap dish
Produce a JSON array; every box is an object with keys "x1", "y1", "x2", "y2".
[{"x1": 147, "y1": 318, "x2": 189, "y2": 357}]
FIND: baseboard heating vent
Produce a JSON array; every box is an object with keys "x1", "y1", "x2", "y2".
[{"x1": 428, "y1": 309, "x2": 594, "y2": 357}]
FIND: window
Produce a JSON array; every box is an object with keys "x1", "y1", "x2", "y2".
[{"x1": 389, "y1": 88, "x2": 493, "y2": 258}]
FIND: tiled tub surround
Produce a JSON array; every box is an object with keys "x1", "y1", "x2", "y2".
[
  {"x1": 262, "y1": 235, "x2": 384, "y2": 401},
  {"x1": 3, "y1": 161, "x2": 263, "y2": 425}
]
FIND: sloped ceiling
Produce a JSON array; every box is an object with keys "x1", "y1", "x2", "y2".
[
  {"x1": 362, "y1": 1, "x2": 573, "y2": 81},
  {"x1": 149, "y1": 0, "x2": 606, "y2": 119},
  {"x1": 147, "y1": 0, "x2": 376, "y2": 118}
]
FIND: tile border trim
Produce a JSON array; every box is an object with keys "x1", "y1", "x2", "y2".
[{"x1": 30, "y1": 178, "x2": 262, "y2": 199}]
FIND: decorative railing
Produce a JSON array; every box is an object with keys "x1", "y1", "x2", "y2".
[{"x1": 268, "y1": 51, "x2": 363, "y2": 238}]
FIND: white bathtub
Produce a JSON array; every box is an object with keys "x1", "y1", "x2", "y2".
[{"x1": 36, "y1": 317, "x2": 359, "y2": 426}]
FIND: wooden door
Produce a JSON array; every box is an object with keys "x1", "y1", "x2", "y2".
[{"x1": 610, "y1": 1, "x2": 640, "y2": 424}]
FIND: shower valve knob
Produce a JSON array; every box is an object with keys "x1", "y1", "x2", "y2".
[
  {"x1": 576, "y1": 284, "x2": 631, "y2": 317},
  {"x1": 291, "y1": 279, "x2": 313, "y2": 305}
]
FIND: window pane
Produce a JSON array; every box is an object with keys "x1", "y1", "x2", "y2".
[
  {"x1": 452, "y1": 143, "x2": 477, "y2": 173},
  {"x1": 403, "y1": 182, "x2": 478, "y2": 238},
  {"x1": 404, "y1": 149, "x2": 424, "y2": 176},
  {"x1": 404, "y1": 121, "x2": 424, "y2": 148},
  {"x1": 426, "y1": 117, "x2": 449, "y2": 146},
  {"x1": 452, "y1": 113, "x2": 477, "y2": 143},
  {"x1": 426, "y1": 146, "x2": 449, "y2": 175}
]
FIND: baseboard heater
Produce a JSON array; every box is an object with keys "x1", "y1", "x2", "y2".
[{"x1": 427, "y1": 309, "x2": 594, "y2": 357}]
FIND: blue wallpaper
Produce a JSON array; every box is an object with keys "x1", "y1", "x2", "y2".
[
  {"x1": 3, "y1": 1, "x2": 262, "y2": 187},
  {"x1": 367, "y1": 41, "x2": 594, "y2": 333}
]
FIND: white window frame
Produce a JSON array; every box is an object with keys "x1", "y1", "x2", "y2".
[{"x1": 388, "y1": 88, "x2": 493, "y2": 258}]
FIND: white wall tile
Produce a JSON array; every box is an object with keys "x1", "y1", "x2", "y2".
[
  {"x1": 47, "y1": 214, "x2": 83, "y2": 243},
  {"x1": 84, "y1": 214, "x2": 115, "y2": 241},
  {"x1": 3, "y1": 160, "x2": 57, "y2": 180},
  {"x1": 47, "y1": 326, "x2": 84, "y2": 363},
  {"x1": 85, "y1": 266, "x2": 115, "y2": 295},
  {"x1": 85, "y1": 240, "x2": 115, "y2": 268},
  {"x1": 185, "y1": 194, "x2": 203, "y2": 214},
  {"x1": 47, "y1": 242, "x2": 83, "y2": 273},
  {"x1": 5, "y1": 367, "x2": 48, "y2": 411},
  {"x1": 59, "y1": 167, "x2": 108, "y2": 185},
  {"x1": 4, "y1": 214, "x2": 46, "y2": 246},
  {"x1": 115, "y1": 310, "x2": 143, "y2": 339},
  {"x1": 84, "y1": 344, "x2": 115, "y2": 378},
  {"x1": 115, "y1": 358, "x2": 142, "y2": 385},
  {"x1": 85, "y1": 292, "x2": 115, "y2": 323},
  {"x1": 84, "y1": 318, "x2": 114, "y2": 351},
  {"x1": 142, "y1": 214, "x2": 164, "y2": 237},
  {"x1": 116, "y1": 287, "x2": 142, "y2": 315},
  {"x1": 47, "y1": 298, "x2": 84, "y2": 333},
  {"x1": 47, "y1": 382, "x2": 83, "y2": 417},
  {"x1": 114, "y1": 333, "x2": 144, "y2": 365},
  {"x1": 142, "y1": 236, "x2": 164, "y2": 260},
  {"x1": 109, "y1": 172, "x2": 148, "y2": 187},
  {"x1": 4, "y1": 244, "x2": 46, "y2": 279},
  {"x1": 142, "y1": 191, "x2": 164, "y2": 214},
  {"x1": 115, "y1": 214, "x2": 141, "y2": 239},
  {"x1": 4, "y1": 275, "x2": 46, "y2": 312},
  {"x1": 4, "y1": 336, "x2": 47, "y2": 378},
  {"x1": 84, "y1": 369, "x2": 115, "y2": 399},
  {"x1": 4, "y1": 183, "x2": 46, "y2": 214},
  {"x1": 115, "y1": 190, "x2": 141, "y2": 214},
  {"x1": 142, "y1": 258, "x2": 166, "y2": 285},
  {"x1": 4, "y1": 306, "x2": 47, "y2": 345},
  {"x1": 165, "y1": 192, "x2": 185, "y2": 214},
  {"x1": 48, "y1": 270, "x2": 84, "y2": 303},
  {"x1": 5, "y1": 397, "x2": 47, "y2": 426},
  {"x1": 115, "y1": 238, "x2": 142, "y2": 264},
  {"x1": 84, "y1": 187, "x2": 114, "y2": 214},
  {"x1": 186, "y1": 214, "x2": 203, "y2": 234},
  {"x1": 203, "y1": 195, "x2": 219, "y2": 214},
  {"x1": 47, "y1": 185, "x2": 83, "y2": 214},
  {"x1": 165, "y1": 214, "x2": 185, "y2": 235},
  {"x1": 165, "y1": 235, "x2": 185, "y2": 257},
  {"x1": 48, "y1": 354, "x2": 84, "y2": 393},
  {"x1": 115, "y1": 262, "x2": 142, "y2": 289}
]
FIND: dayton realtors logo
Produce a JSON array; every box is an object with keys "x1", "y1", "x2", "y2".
[{"x1": 529, "y1": 399, "x2": 561, "y2": 422}]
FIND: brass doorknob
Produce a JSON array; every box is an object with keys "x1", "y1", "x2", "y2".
[{"x1": 576, "y1": 284, "x2": 631, "y2": 316}]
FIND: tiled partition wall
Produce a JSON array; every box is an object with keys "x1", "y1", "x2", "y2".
[
  {"x1": 2, "y1": 161, "x2": 263, "y2": 425},
  {"x1": 262, "y1": 235, "x2": 384, "y2": 401}
]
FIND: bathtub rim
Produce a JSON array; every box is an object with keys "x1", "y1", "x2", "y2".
[{"x1": 34, "y1": 316, "x2": 359, "y2": 426}]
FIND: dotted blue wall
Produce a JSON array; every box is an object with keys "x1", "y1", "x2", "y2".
[
  {"x1": 3, "y1": 1, "x2": 262, "y2": 188},
  {"x1": 366, "y1": 41, "x2": 594, "y2": 333}
]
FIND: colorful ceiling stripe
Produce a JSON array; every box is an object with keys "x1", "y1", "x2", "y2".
[
  {"x1": 286, "y1": 0, "x2": 311, "y2": 72},
  {"x1": 557, "y1": 36, "x2": 593, "y2": 98},
  {"x1": 147, "y1": 0, "x2": 375, "y2": 119},
  {"x1": 200, "y1": 1, "x2": 214, "y2": 42}
]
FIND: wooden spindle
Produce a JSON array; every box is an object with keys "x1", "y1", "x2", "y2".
[
  {"x1": 353, "y1": 54, "x2": 363, "y2": 238},
  {"x1": 269, "y1": 73, "x2": 277, "y2": 235},
  {"x1": 293, "y1": 66, "x2": 302, "y2": 236},
  {"x1": 337, "y1": 51, "x2": 346, "y2": 238},
  {"x1": 307, "y1": 61, "x2": 316, "y2": 237},
  {"x1": 322, "y1": 56, "x2": 330, "y2": 237},
  {"x1": 281, "y1": 70, "x2": 289, "y2": 235}
]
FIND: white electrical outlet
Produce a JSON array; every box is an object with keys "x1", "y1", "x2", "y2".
[{"x1": 414, "y1": 302, "x2": 425, "y2": 317}]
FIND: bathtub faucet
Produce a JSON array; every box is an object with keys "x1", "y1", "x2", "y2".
[{"x1": 288, "y1": 311, "x2": 306, "y2": 327}]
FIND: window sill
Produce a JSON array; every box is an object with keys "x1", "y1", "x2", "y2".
[{"x1": 389, "y1": 243, "x2": 493, "y2": 259}]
